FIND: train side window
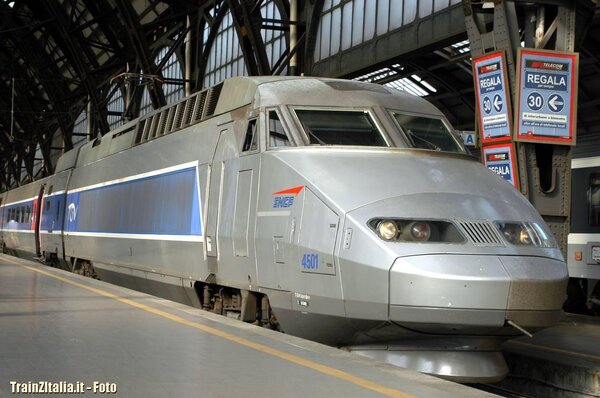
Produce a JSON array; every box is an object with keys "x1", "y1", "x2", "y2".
[
  {"x1": 45, "y1": 200, "x2": 51, "y2": 211},
  {"x1": 242, "y1": 119, "x2": 258, "y2": 152},
  {"x1": 26, "y1": 205, "x2": 31, "y2": 222},
  {"x1": 589, "y1": 173, "x2": 600, "y2": 226}
]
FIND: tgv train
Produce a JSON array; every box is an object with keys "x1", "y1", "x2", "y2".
[{"x1": 0, "y1": 76, "x2": 568, "y2": 382}]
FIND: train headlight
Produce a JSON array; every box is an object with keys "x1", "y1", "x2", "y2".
[
  {"x1": 369, "y1": 219, "x2": 464, "y2": 243},
  {"x1": 495, "y1": 222, "x2": 534, "y2": 245},
  {"x1": 377, "y1": 220, "x2": 398, "y2": 240},
  {"x1": 494, "y1": 221, "x2": 557, "y2": 248},
  {"x1": 407, "y1": 222, "x2": 431, "y2": 241},
  {"x1": 519, "y1": 229, "x2": 532, "y2": 245}
]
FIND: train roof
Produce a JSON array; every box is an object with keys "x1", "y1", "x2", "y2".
[
  {"x1": 235, "y1": 75, "x2": 441, "y2": 113},
  {"x1": 53, "y1": 76, "x2": 442, "y2": 171}
]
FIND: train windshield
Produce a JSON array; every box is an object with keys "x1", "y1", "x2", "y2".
[
  {"x1": 294, "y1": 109, "x2": 388, "y2": 146},
  {"x1": 392, "y1": 112, "x2": 463, "y2": 153}
]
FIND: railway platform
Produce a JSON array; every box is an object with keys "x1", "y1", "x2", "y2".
[{"x1": 0, "y1": 254, "x2": 494, "y2": 398}]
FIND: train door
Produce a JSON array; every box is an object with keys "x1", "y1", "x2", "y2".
[
  {"x1": 206, "y1": 125, "x2": 236, "y2": 266},
  {"x1": 228, "y1": 117, "x2": 260, "y2": 284},
  {"x1": 208, "y1": 117, "x2": 261, "y2": 285},
  {"x1": 33, "y1": 184, "x2": 45, "y2": 257}
]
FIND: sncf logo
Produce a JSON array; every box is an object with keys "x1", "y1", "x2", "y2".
[{"x1": 272, "y1": 186, "x2": 304, "y2": 208}]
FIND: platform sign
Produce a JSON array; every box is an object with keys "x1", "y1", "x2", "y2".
[
  {"x1": 515, "y1": 48, "x2": 578, "y2": 145},
  {"x1": 482, "y1": 143, "x2": 519, "y2": 189},
  {"x1": 461, "y1": 131, "x2": 477, "y2": 147},
  {"x1": 473, "y1": 51, "x2": 512, "y2": 145}
]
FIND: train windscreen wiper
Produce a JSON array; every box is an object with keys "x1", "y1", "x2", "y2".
[
  {"x1": 305, "y1": 128, "x2": 328, "y2": 145},
  {"x1": 405, "y1": 129, "x2": 441, "y2": 151}
]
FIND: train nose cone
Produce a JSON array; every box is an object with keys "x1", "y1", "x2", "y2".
[
  {"x1": 388, "y1": 254, "x2": 567, "y2": 332},
  {"x1": 389, "y1": 254, "x2": 511, "y2": 331}
]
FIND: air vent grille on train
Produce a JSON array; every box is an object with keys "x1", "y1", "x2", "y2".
[
  {"x1": 194, "y1": 91, "x2": 207, "y2": 123},
  {"x1": 204, "y1": 83, "x2": 223, "y2": 118},
  {"x1": 457, "y1": 220, "x2": 505, "y2": 247},
  {"x1": 134, "y1": 83, "x2": 223, "y2": 145}
]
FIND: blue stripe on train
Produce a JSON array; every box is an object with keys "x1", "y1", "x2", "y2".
[{"x1": 65, "y1": 167, "x2": 202, "y2": 236}]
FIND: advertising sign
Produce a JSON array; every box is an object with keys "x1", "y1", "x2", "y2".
[
  {"x1": 482, "y1": 143, "x2": 519, "y2": 189},
  {"x1": 515, "y1": 48, "x2": 578, "y2": 145},
  {"x1": 473, "y1": 51, "x2": 512, "y2": 144}
]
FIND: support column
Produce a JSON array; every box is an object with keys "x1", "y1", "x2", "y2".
[{"x1": 463, "y1": 0, "x2": 580, "y2": 257}]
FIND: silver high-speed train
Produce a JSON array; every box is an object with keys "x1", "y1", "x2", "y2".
[{"x1": 0, "y1": 76, "x2": 567, "y2": 382}]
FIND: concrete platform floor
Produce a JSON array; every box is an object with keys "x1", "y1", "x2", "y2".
[{"x1": 0, "y1": 254, "x2": 497, "y2": 398}]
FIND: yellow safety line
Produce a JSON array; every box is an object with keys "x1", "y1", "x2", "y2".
[{"x1": 2, "y1": 257, "x2": 415, "y2": 398}]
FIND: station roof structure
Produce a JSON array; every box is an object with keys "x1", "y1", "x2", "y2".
[{"x1": 0, "y1": 0, "x2": 599, "y2": 190}]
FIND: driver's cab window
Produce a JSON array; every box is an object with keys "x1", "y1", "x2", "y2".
[
  {"x1": 242, "y1": 119, "x2": 258, "y2": 153},
  {"x1": 268, "y1": 110, "x2": 291, "y2": 148}
]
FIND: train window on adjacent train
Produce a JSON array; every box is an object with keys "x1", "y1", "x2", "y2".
[
  {"x1": 589, "y1": 173, "x2": 600, "y2": 226},
  {"x1": 242, "y1": 119, "x2": 258, "y2": 152},
  {"x1": 392, "y1": 113, "x2": 463, "y2": 153},
  {"x1": 295, "y1": 109, "x2": 386, "y2": 146},
  {"x1": 268, "y1": 110, "x2": 291, "y2": 147}
]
